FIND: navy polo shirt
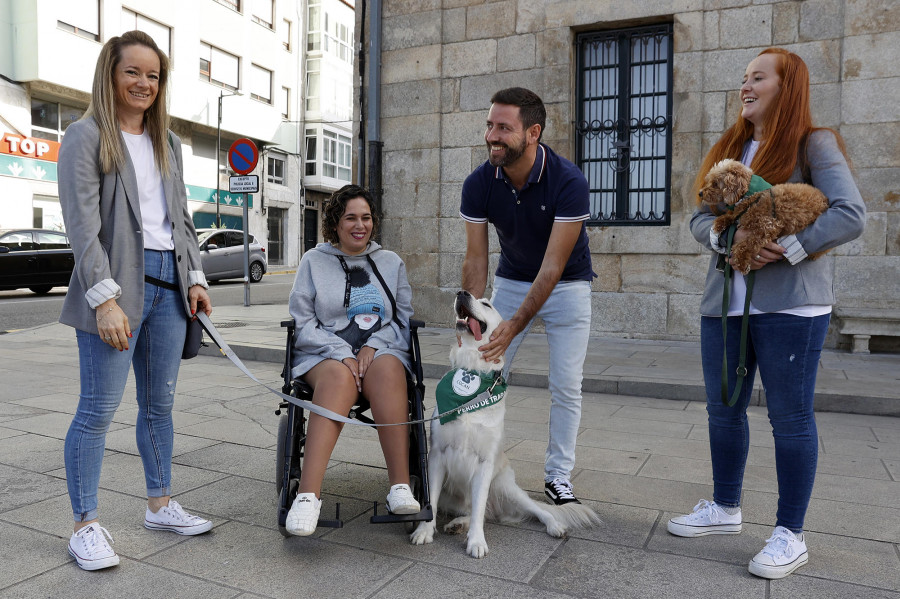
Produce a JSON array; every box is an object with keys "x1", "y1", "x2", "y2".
[{"x1": 460, "y1": 143, "x2": 593, "y2": 283}]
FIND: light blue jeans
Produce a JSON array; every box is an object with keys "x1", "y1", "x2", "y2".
[
  {"x1": 65, "y1": 249, "x2": 187, "y2": 522},
  {"x1": 491, "y1": 276, "x2": 592, "y2": 482}
]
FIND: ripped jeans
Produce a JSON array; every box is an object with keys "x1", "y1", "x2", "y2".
[
  {"x1": 701, "y1": 313, "x2": 829, "y2": 532},
  {"x1": 65, "y1": 249, "x2": 187, "y2": 522}
]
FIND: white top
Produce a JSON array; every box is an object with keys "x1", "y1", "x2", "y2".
[
  {"x1": 122, "y1": 129, "x2": 174, "y2": 251},
  {"x1": 724, "y1": 141, "x2": 831, "y2": 318}
]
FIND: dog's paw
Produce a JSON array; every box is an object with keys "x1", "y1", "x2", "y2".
[
  {"x1": 410, "y1": 522, "x2": 435, "y2": 545},
  {"x1": 444, "y1": 516, "x2": 470, "y2": 535},
  {"x1": 466, "y1": 537, "x2": 489, "y2": 559},
  {"x1": 545, "y1": 520, "x2": 567, "y2": 538}
]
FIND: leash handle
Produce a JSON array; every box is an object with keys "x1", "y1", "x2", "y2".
[{"x1": 196, "y1": 312, "x2": 497, "y2": 427}]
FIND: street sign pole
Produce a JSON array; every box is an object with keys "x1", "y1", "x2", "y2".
[
  {"x1": 242, "y1": 192, "x2": 250, "y2": 307},
  {"x1": 227, "y1": 139, "x2": 259, "y2": 309}
]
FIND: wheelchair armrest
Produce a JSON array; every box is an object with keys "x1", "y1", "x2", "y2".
[
  {"x1": 281, "y1": 319, "x2": 294, "y2": 328},
  {"x1": 409, "y1": 318, "x2": 424, "y2": 331}
]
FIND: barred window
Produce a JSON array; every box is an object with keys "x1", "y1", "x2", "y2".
[{"x1": 576, "y1": 25, "x2": 673, "y2": 226}]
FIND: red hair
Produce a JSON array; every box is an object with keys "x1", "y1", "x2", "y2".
[{"x1": 693, "y1": 47, "x2": 847, "y2": 203}]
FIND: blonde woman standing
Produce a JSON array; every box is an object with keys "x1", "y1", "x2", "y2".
[{"x1": 58, "y1": 31, "x2": 213, "y2": 571}]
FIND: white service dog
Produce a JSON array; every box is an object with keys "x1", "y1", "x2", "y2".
[{"x1": 410, "y1": 290, "x2": 600, "y2": 558}]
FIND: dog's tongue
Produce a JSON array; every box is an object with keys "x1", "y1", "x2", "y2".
[{"x1": 467, "y1": 317, "x2": 482, "y2": 341}]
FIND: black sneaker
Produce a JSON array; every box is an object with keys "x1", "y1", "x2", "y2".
[{"x1": 545, "y1": 478, "x2": 581, "y2": 505}]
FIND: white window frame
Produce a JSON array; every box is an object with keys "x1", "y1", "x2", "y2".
[
  {"x1": 251, "y1": 0, "x2": 274, "y2": 29},
  {"x1": 305, "y1": 59, "x2": 320, "y2": 112},
  {"x1": 281, "y1": 86, "x2": 290, "y2": 119},
  {"x1": 121, "y1": 9, "x2": 172, "y2": 63},
  {"x1": 250, "y1": 64, "x2": 273, "y2": 104},
  {"x1": 267, "y1": 153, "x2": 285, "y2": 185},
  {"x1": 281, "y1": 19, "x2": 292, "y2": 51},
  {"x1": 200, "y1": 42, "x2": 240, "y2": 91},
  {"x1": 322, "y1": 129, "x2": 351, "y2": 182},
  {"x1": 31, "y1": 99, "x2": 85, "y2": 143},
  {"x1": 58, "y1": 0, "x2": 100, "y2": 41}
]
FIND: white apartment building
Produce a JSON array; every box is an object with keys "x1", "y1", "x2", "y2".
[{"x1": 0, "y1": 0, "x2": 355, "y2": 268}]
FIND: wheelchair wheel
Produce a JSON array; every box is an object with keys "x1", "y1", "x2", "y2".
[{"x1": 276, "y1": 405, "x2": 306, "y2": 537}]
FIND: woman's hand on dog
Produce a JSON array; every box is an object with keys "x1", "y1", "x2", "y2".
[{"x1": 729, "y1": 229, "x2": 786, "y2": 271}]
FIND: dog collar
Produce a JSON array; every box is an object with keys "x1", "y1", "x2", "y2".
[{"x1": 435, "y1": 369, "x2": 507, "y2": 425}]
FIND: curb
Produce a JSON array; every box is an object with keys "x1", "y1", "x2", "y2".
[{"x1": 197, "y1": 341, "x2": 900, "y2": 417}]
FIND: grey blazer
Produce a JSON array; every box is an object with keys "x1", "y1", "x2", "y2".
[
  {"x1": 690, "y1": 129, "x2": 866, "y2": 316},
  {"x1": 58, "y1": 116, "x2": 206, "y2": 333}
]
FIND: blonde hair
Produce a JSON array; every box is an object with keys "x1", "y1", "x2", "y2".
[{"x1": 85, "y1": 30, "x2": 171, "y2": 176}]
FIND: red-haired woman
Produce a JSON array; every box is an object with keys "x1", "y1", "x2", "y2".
[{"x1": 668, "y1": 48, "x2": 865, "y2": 579}]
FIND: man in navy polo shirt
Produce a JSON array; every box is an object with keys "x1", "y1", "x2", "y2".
[{"x1": 460, "y1": 87, "x2": 594, "y2": 505}]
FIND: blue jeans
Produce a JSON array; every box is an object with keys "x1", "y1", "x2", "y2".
[
  {"x1": 701, "y1": 313, "x2": 829, "y2": 532},
  {"x1": 491, "y1": 276, "x2": 592, "y2": 482},
  {"x1": 65, "y1": 250, "x2": 187, "y2": 522}
]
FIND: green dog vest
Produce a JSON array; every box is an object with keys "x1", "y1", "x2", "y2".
[{"x1": 434, "y1": 369, "x2": 508, "y2": 425}]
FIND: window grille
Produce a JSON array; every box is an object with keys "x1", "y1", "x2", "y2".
[{"x1": 576, "y1": 24, "x2": 673, "y2": 226}]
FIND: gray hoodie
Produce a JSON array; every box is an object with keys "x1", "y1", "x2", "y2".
[{"x1": 288, "y1": 241, "x2": 413, "y2": 378}]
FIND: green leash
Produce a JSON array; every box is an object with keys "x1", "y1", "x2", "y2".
[{"x1": 720, "y1": 223, "x2": 755, "y2": 407}]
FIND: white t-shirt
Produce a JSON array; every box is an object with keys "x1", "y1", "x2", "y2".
[
  {"x1": 724, "y1": 140, "x2": 830, "y2": 317},
  {"x1": 122, "y1": 129, "x2": 175, "y2": 251}
]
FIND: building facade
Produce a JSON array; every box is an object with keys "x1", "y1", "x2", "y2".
[
  {"x1": 1, "y1": 0, "x2": 356, "y2": 268},
  {"x1": 358, "y1": 0, "x2": 900, "y2": 350}
]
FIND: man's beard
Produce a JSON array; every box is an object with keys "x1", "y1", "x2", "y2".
[{"x1": 486, "y1": 139, "x2": 526, "y2": 167}]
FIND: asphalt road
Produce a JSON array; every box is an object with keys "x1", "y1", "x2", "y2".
[{"x1": 0, "y1": 271, "x2": 296, "y2": 334}]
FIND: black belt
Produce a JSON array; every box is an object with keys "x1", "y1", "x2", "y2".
[{"x1": 144, "y1": 274, "x2": 180, "y2": 292}]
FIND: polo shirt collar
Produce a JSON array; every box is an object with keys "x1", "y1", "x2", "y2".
[{"x1": 494, "y1": 143, "x2": 547, "y2": 186}]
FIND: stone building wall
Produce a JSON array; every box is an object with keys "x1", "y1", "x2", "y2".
[{"x1": 363, "y1": 0, "x2": 899, "y2": 349}]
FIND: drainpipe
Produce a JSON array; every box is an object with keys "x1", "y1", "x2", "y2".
[
  {"x1": 356, "y1": 0, "x2": 367, "y2": 184},
  {"x1": 366, "y1": 0, "x2": 384, "y2": 226}
]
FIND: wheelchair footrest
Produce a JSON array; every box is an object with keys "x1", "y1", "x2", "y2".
[
  {"x1": 369, "y1": 502, "x2": 434, "y2": 524},
  {"x1": 316, "y1": 502, "x2": 344, "y2": 529}
]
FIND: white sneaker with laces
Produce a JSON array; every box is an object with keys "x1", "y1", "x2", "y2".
[
  {"x1": 286, "y1": 492, "x2": 321, "y2": 536},
  {"x1": 144, "y1": 499, "x2": 213, "y2": 535},
  {"x1": 748, "y1": 526, "x2": 808, "y2": 579},
  {"x1": 385, "y1": 484, "x2": 420, "y2": 515},
  {"x1": 667, "y1": 499, "x2": 742, "y2": 537},
  {"x1": 68, "y1": 523, "x2": 120, "y2": 571}
]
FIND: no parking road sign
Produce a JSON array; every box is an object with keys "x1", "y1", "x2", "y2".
[{"x1": 228, "y1": 138, "x2": 259, "y2": 175}]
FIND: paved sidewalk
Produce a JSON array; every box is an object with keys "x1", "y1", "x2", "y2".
[{"x1": 0, "y1": 313, "x2": 898, "y2": 598}]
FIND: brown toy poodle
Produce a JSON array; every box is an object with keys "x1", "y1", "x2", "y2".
[{"x1": 699, "y1": 159, "x2": 829, "y2": 274}]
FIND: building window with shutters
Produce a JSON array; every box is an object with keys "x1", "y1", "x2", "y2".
[{"x1": 576, "y1": 24, "x2": 673, "y2": 226}]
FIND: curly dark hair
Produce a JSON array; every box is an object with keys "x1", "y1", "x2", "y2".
[{"x1": 321, "y1": 184, "x2": 379, "y2": 244}]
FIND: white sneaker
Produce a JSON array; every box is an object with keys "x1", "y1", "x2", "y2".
[
  {"x1": 68, "y1": 523, "x2": 120, "y2": 571},
  {"x1": 144, "y1": 499, "x2": 213, "y2": 535},
  {"x1": 667, "y1": 499, "x2": 742, "y2": 537},
  {"x1": 385, "y1": 484, "x2": 420, "y2": 515},
  {"x1": 286, "y1": 493, "x2": 321, "y2": 536},
  {"x1": 748, "y1": 526, "x2": 809, "y2": 579}
]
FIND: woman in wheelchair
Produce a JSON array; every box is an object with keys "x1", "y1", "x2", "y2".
[{"x1": 285, "y1": 184, "x2": 420, "y2": 536}]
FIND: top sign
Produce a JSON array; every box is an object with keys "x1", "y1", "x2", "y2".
[
  {"x1": 1, "y1": 133, "x2": 60, "y2": 162},
  {"x1": 228, "y1": 138, "x2": 259, "y2": 175}
]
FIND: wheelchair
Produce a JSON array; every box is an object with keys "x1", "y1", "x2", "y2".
[{"x1": 275, "y1": 318, "x2": 433, "y2": 536}]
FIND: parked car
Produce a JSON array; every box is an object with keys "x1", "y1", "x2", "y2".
[
  {"x1": 196, "y1": 228, "x2": 267, "y2": 283},
  {"x1": 0, "y1": 229, "x2": 75, "y2": 294}
]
